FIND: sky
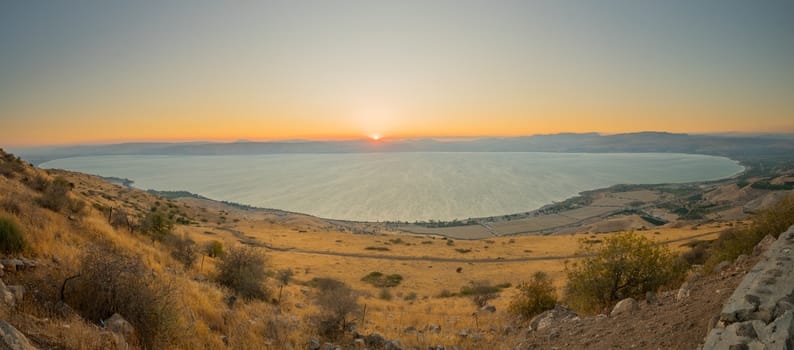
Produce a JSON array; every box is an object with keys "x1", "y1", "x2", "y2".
[{"x1": 1, "y1": 0, "x2": 793, "y2": 146}]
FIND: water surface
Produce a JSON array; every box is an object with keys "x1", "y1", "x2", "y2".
[{"x1": 41, "y1": 152, "x2": 743, "y2": 222}]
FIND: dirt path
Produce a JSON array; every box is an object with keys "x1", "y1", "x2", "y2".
[{"x1": 220, "y1": 227, "x2": 721, "y2": 263}]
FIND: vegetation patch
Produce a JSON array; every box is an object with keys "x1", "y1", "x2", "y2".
[
  {"x1": 0, "y1": 215, "x2": 27, "y2": 254},
  {"x1": 361, "y1": 271, "x2": 403, "y2": 287},
  {"x1": 364, "y1": 246, "x2": 390, "y2": 251},
  {"x1": 510, "y1": 272, "x2": 557, "y2": 319}
]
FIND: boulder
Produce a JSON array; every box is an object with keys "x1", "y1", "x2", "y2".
[
  {"x1": 365, "y1": 333, "x2": 385, "y2": 348},
  {"x1": 480, "y1": 304, "x2": 496, "y2": 313},
  {"x1": 6, "y1": 286, "x2": 23, "y2": 304},
  {"x1": 384, "y1": 339, "x2": 404, "y2": 350},
  {"x1": 0, "y1": 320, "x2": 38, "y2": 350},
  {"x1": 0, "y1": 259, "x2": 22, "y2": 272},
  {"x1": 529, "y1": 305, "x2": 577, "y2": 331},
  {"x1": 753, "y1": 235, "x2": 776, "y2": 256},
  {"x1": 308, "y1": 337, "x2": 320, "y2": 350},
  {"x1": 0, "y1": 279, "x2": 15, "y2": 307},
  {"x1": 676, "y1": 282, "x2": 691, "y2": 302},
  {"x1": 610, "y1": 298, "x2": 639, "y2": 317},
  {"x1": 105, "y1": 313, "x2": 135, "y2": 342}
]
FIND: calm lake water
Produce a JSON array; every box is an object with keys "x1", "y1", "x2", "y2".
[{"x1": 41, "y1": 152, "x2": 743, "y2": 222}]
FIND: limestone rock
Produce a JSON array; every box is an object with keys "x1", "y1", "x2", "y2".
[
  {"x1": 0, "y1": 320, "x2": 38, "y2": 350},
  {"x1": 480, "y1": 304, "x2": 496, "y2": 313},
  {"x1": 713, "y1": 261, "x2": 731, "y2": 274},
  {"x1": 753, "y1": 235, "x2": 776, "y2": 256},
  {"x1": 529, "y1": 305, "x2": 577, "y2": 331},
  {"x1": 610, "y1": 298, "x2": 639, "y2": 317},
  {"x1": 105, "y1": 313, "x2": 135, "y2": 342}
]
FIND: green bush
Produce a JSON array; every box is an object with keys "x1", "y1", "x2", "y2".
[
  {"x1": 0, "y1": 215, "x2": 27, "y2": 254},
  {"x1": 705, "y1": 195, "x2": 794, "y2": 271},
  {"x1": 205, "y1": 240, "x2": 224, "y2": 258},
  {"x1": 461, "y1": 280, "x2": 500, "y2": 307},
  {"x1": 564, "y1": 232, "x2": 685, "y2": 314},
  {"x1": 361, "y1": 272, "x2": 403, "y2": 287},
  {"x1": 216, "y1": 246, "x2": 270, "y2": 300},
  {"x1": 509, "y1": 272, "x2": 557, "y2": 319},
  {"x1": 141, "y1": 211, "x2": 174, "y2": 242},
  {"x1": 37, "y1": 176, "x2": 73, "y2": 212}
]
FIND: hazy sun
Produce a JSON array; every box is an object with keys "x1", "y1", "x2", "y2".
[{"x1": 371, "y1": 134, "x2": 381, "y2": 141}]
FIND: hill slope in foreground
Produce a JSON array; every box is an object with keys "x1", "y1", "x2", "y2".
[{"x1": 1, "y1": 148, "x2": 793, "y2": 349}]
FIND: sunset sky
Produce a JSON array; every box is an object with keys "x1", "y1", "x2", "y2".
[{"x1": 1, "y1": 1, "x2": 793, "y2": 146}]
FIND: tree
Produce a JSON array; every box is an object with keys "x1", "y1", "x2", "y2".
[
  {"x1": 141, "y1": 211, "x2": 174, "y2": 242},
  {"x1": 564, "y1": 232, "x2": 684, "y2": 314},
  {"x1": 312, "y1": 278, "x2": 359, "y2": 341},
  {"x1": 169, "y1": 234, "x2": 197, "y2": 269},
  {"x1": 509, "y1": 272, "x2": 557, "y2": 319},
  {"x1": 216, "y1": 246, "x2": 269, "y2": 300}
]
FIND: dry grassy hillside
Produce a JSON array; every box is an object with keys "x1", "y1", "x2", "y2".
[{"x1": 1, "y1": 149, "x2": 785, "y2": 349}]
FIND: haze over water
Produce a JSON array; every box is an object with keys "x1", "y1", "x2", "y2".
[{"x1": 42, "y1": 152, "x2": 743, "y2": 222}]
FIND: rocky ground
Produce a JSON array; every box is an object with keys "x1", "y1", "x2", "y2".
[{"x1": 514, "y1": 252, "x2": 764, "y2": 350}]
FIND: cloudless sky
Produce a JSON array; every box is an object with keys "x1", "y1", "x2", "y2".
[{"x1": 1, "y1": 0, "x2": 793, "y2": 146}]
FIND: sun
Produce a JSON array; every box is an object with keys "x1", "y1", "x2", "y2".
[{"x1": 370, "y1": 134, "x2": 381, "y2": 141}]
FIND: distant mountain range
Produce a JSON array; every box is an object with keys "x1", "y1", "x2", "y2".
[{"x1": 10, "y1": 132, "x2": 794, "y2": 165}]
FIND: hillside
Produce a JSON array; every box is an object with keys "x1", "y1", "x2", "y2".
[{"x1": 1, "y1": 148, "x2": 794, "y2": 349}]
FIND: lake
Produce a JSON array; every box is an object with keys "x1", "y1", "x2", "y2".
[{"x1": 41, "y1": 152, "x2": 743, "y2": 222}]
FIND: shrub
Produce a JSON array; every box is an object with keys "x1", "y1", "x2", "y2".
[
  {"x1": 141, "y1": 210, "x2": 174, "y2": 242},
  {"x1": 0, "y1": 215, "x2": 27, "y2": 254},
  {"x1": 37, "y1": 176, "x2": 72, "y2": 212},
  {"x1": 564, "y1": 232, "x2": 685, "y2": 314},
  {"x1": 461, "y1": 280, "x2": 500, "y2": 307},
  {"x1": 509, "y1": 272, "x2": 557, "y2": 319},
  {"x1": 216, "y1": 246, "x2": 270, "y2": 300},
  {"x1": 361, "y1": 271, "x2": 403, "y2": 287},
  {"x1": 704, "y1": 195, "x2": 794, "y2": 271},
  {"x1": 403, "y1": 292, "x2": 417, "y2": 301},
  {"x1": 168, "y1": 234, "x2": 197, "y2": 269},
  {"x1": 312, "y1": 278, "x2": 359, "y2": 341},
  {"x1": 67, "y1": 246, "x2": 185, "y2": 349},
  {"x1": 205, "y1": 240, "x2": 224, "y2": 258}
]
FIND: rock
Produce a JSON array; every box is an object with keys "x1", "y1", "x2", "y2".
[
  {"x1": 753, "y1": 235, "x2": 776, "y2": 256},
  {"x1": 294, "y1": 303, "x2": 305, "y2": 309},
  {"x1": 308, "y1": 337, "x2": 321, "y2": 350},
  {"x1": 676, "y1": 282, "x2": 691, "y2": 302},
  {"x1": 384, "y1": 339, "x2": 404, "y2": 350},
  {"x1": 365, "y1": 333, "x2": 385, "y2": 348},
  {"x1": 735, "y1": 254, "x2": 749, "y2": 264},
  {"x1": 480, "y1": 304, "x2": 496, "y2": 313},
  {"x1": 0, "y1": 259, "x2": 23, "y2": 272},
  {"x1": 105, "y1": 313, "x2": 135, "y2": 342},
  {"x1": 713, "y1": 261, "x2": 731, "y2": 274},
  {"x1": 529, "y1": 305, "x2": 577, "y2": 331},
  {"x1": 300, "y1": 287, "x2": 311, "y2": 295},
  {"x1": 434, "y1": 345, "x2": 445, "y2": 350},
  {"x1": 320, "y1": 343, "x2": 336, "y2": 350},
  {"x1": 610, "y1": 298, "x2": 639, "y2": 317},
  {"x1": 0, "y1": 279, "x2": 16, "y2": 307},
  {"x1": 220, "y1": 335, "x2": 229, "y2": 345},
  {"x1": 6, "y1": 286, "x2": 24, "y2": 304},
  {"x1": 645, "y1": 291, "x2": 658, "y2": 305},
  {"x1": 404, "y1": 326, "x2": 417, "y2": 333},
  {"x1": 427, "y1": 324, "x2": 441, "y2": 333},
  {"x1": 457, "y1": 329, "x2": 470, "y2": 338},
  {"x1": 0, "y1": 263, "x2": 4, "y2": 277},
  {"x1": 0, "y1": 320, "x2": 38, "y2": 350}
]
